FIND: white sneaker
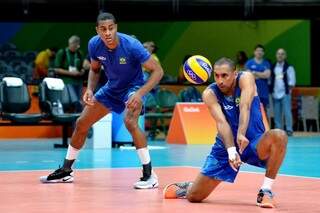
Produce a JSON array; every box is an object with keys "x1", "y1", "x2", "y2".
[{"x1": 134, "y1": 171, "x2": 159, "y2": 189}]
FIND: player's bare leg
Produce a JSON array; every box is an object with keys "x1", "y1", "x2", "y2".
[
  {"x1": 256, "y1": 129, "x2": 288, "y2": 208},
  {"x1": 40, "y1": 99, "x2": 109, "y2": 183},
  {"x1": 125, "y1": 102, "x2": 158, "y2": 189}
]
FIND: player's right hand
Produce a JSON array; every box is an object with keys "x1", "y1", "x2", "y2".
[
  {"x1": 227, "y1": 147, "x2": 242, "y2": 172},
  {"x1": 83, "y1": 89, "x2": 94, "y2": 106}
]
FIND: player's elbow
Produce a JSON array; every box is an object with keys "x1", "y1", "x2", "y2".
[
  {"x1": 158, "y1": 67, "x2": 164, "y2": 79},
  {"x1": 153, "y1": 66, "x2": 164, "y2": 83},
  {"x1": 156, "y1": 64, "x2": 164, "y2": 78}
]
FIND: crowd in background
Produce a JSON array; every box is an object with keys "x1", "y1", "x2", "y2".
[{"x1": 0, "y1": 36, "x2": 299, "y2": 135}]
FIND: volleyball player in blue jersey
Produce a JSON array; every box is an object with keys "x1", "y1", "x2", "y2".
[
  {"x1": 164, "y1": 58, "x2": 287, "y2": 208},
  {"x1": 40, "y1": 12, "x2": 163, "y2": 189}
]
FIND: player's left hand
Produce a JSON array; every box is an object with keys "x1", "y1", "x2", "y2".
[
  {"x1": 237, "y1": 134, "x2": 249, "y2": 154},
  {"x1": 126, "y1": 91, "x2": 143, "y2": 110}
]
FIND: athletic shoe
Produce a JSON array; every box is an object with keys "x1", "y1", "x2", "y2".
[
  {"x1": 286, "y1": 131, "x2": 293, "y2": 136},
  {"x1": 134, "y1": 171, "x2": 159, "y2": 189},
  {"x1": 257, "y1": 189, "x2": 275, "y2": 208},
  {"x1": 163, "y1": 182, "x2": 192, "y2": 199},
  {"x1": 40, "y1": 167, "x2": 74, "y2": 183}
]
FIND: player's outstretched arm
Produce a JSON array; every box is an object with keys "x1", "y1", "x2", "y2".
[
  {"x1": 139, "y1": 57, "x2": 164, "y2": 96},
  {"x1": 83, "y1": 59, "x2": 101, "y2": 106},
  {"x1": 203, "y1": 88, "x2": 241, "y2": 171},
  {"x1": 237, "y1": 72, "x2": 256, "y2": 153}
]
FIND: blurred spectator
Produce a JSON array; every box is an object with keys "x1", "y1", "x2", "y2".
[
  {"x1": 177, "y1": 54, "x2": 192, "y2": 84},
  {"x1": 143, "y1": 41, "x2": 161, "y2": 94},
  {"x1": 235, "y1": 50, "x2": 248, "y2": 71},
  {"x1": 270, "y1": 48, "x2": 296, "y2": 136},
  {"x1": 34, "y1": 47, "x2": 57, "y2": 80},
  {"x1": 54, "y1": 35, "x2": 85, "y2": 112},
  {"x1": 245, "y1": 44, "x2": 271, "y2": 110}
]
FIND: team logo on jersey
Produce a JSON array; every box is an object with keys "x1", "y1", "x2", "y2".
[
  {"x1": 223, "y1": 105, "x2": 233, "y2": 110},
  {"x1": 119, "y1": 57, "x2": 127, "y2": 64},
  {"x1": 235, "y1": 97, "x2": 241, "y2": 106},
  {"x1": 97, "y1": 56, "x2": 106, "y2": 61}
]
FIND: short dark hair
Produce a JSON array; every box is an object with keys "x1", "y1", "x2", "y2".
[
  {"x1": 96, "y1": 12, "x2": 117, "y2": 26},
  {"x1": 254, "y1": 44, "x2": 265, "y2": 51},
  {"x1": 214, "y1": 57, "x2": 236, "y2": 71}
]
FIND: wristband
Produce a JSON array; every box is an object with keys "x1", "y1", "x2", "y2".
[{"x1": 227, "y1": 147, "x2": 237, "y2": 161}]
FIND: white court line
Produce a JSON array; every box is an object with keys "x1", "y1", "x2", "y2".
[
  {"x1": 119, "y1": 146, "x2": 167, "y2": 150},
  {"x1": 41, "y1": 160, "x2": 56, "y2": 163},
  {"x1": 0, "y1": 165, "x2": 190, "y2": 173},
  {"x1": 15, "y1": 161, "x2": 29, "y2": 164},
  {"x1": 94, "y1": 159, "x2": 106, "y2": 162},
  {"x1": 0, "y1": 166, "x2": 319, "y2": 180}
]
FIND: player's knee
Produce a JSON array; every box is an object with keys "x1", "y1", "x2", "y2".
[
  {"x1": 124, "y1": 118, "x2": 138, "y2": 132},
  {"x1": 270, "y1": 129, "x2": 288, "y2": 149},
  {"x1": 75, "y1": 117, "x2": 90, "y2": 133},
  {"x1": 186, "y1": 192, "x2": 204, "y2": 203}
]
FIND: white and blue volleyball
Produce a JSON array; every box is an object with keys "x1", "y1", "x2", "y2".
[{"x1": 183, "y1": 55, "x2": 212, "y2": 84}]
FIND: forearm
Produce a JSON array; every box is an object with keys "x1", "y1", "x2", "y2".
[
  {"x1": 254, "y1": 70, "x2": 270, "y2": 79},
  {"x1": 237, "y1": 104, "x2": 250, "y2": 136},
  {"x1": 138, "y1": 69, "x2": 163, "y2": 96},
  {"x1": 87, "y1": 70, "x2": 100, "y2": 92},
  {"x1": 218, "y1": 122, "x2": 235, "y2": 148}
]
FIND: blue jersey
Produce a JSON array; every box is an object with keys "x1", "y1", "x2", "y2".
[
  {"x1": 88, "y1": 33, "x2": 150, "y2": 94},
  {"x1": 245, "y1": 58, "x2": 271, "y2": 99},
  {"x1": 209, "y1": 72, "x2": 265, "y2": 143}
]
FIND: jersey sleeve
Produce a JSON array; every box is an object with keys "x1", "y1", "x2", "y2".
[
  {"x1": 131, "y1": 39, "x2": 151, "y2": 64},
  {"x1": 287, "y1": 66, "x2": 296, "y2": 86},
  {"x1": 88, "y1": 38, "x2": 98, "y2": 61}
]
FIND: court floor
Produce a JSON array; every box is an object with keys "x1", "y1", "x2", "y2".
[{"x1": 0, "y1": 136, "x2": 319, "y2": 212}]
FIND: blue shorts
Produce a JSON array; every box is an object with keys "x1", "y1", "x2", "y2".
[
  {"x1": 94, "y1": 85, "x2": 144, "y2": 113},
  {"x1": 201, "y1": 135, "x2": 266, "y2": 183}
]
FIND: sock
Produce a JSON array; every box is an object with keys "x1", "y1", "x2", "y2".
[
  {"x1": 63, "y1": 145, "x2": 80, "y2": 169},
  {"x1": 261, "y1": 177, "x2": 275, "y2": 191},
  {"x1": 137, "y1": 147, "x2": 151, "y2": 165},
  {"x1": 66, "y1": 145, "x2": 80, "y2": 160}
]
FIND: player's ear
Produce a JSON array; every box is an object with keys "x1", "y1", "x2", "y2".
[
  {"x1": 233, "y1": 69, "x2": 238, "y2": 78},
  {"x1": 95, "y1": 27, "x2": 99, "y2": 34}
]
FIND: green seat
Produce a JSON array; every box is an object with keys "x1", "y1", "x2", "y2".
[
  {"x1": 156, "y1": 89, "x2": 179, "y2": 109},
  {"x1": 179, "y1": 86, "x2": 202, "y2": 102},
  {"x1": 144, "y1": 93, "x2": 161, "y2": 139},
  {"x1": 155, "y1": 89, "x2": 179, "y2": 135}
]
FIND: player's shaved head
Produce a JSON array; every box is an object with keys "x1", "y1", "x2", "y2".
[
  {"x1": 214, "y1": 57, "x2": 236, "y2": 71},
  {"x1": 96, "y1": 12, "x2": 117, "y2": 26}
]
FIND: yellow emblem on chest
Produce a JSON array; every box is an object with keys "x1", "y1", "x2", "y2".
[
  {"x1": 119, "y1": 57, "x2": 127, "y2": 64},
  {"x1": 235, "y1": 97, "x2": 241, "y2": 106}
]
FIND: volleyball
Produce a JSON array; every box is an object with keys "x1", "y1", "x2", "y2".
[{"x1": 183, "y1": 55, "x2": 212, "y2": 84}]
